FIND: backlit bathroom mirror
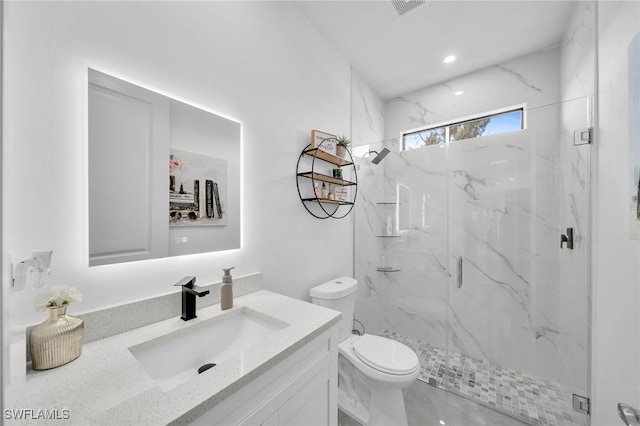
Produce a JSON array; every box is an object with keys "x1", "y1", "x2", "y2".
[{"x1": 88, "y1": 69, "x2": 241, "y2": 266}]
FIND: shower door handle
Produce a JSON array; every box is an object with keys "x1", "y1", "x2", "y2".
[
  {"x1": 560, "y1": 227, "x2": 574, "y2": 249},
  {"x1": 618, "y1": 403, "x2": 640, "y2": 425},
  {"x1": 457, "y1": 257, "x2": 463, "y2": 289}
]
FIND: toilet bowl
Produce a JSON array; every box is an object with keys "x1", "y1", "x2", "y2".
[
  {"x1": 338, "y1": 333, "x2": 419, "y2": 425},
  {"x1": 309, "y1": 277, "x2": 420, "y2": 426}
]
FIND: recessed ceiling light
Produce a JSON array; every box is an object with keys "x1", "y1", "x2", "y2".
[
  {"x1": 454, "y1": 90, "x2": 464, "y2": 96},
  {"x1": 444, "y1": 55, "x2": 456, "y2": 64}
]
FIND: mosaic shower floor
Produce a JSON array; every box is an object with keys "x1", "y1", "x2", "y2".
[{"x1": 380, "y1": 331, "x2": 584, "y2": 426}]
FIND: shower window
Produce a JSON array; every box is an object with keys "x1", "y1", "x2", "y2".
[
  {"x1": 401, "y1": 107, "x2": 524, "y2": 150},
  {"x1": 403, "y1": 126, "x2": 446, "y2": 150}
]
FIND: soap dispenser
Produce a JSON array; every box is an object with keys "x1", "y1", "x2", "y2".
[{"x1": 221, "y1": 267, "x2": 235, "y2": 310}]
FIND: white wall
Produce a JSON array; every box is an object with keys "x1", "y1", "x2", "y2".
[
  {"x1": 350, "y1": 70, "x2": 385, "y2": 149},
  {"x1": 593, "y1": 1, "x2": 640, "y2": 424},
  {"x1": 2, "y1": 2, "x2": 353, "y2": 327},
  {"x1": 384, "y1": 47, "x2": 562, "y2": 139}
]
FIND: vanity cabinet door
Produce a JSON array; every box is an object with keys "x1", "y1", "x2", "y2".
[
  {"x1": 191, "y1": 327, "x2": 338, "y2": 426},
  {"x1": 88, "y1": 69, "x2": 170, "y2": 266},
  {"x1": 237, "y1": 351, "x2": 334, "y2": 426},
  {"x1": 278, "y1": 365, "x2": 331, "y2": 426}
]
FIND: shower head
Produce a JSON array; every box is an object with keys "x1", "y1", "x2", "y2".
[{"x1": 370, "y1": 148, "x2": 390, "y2": 164}]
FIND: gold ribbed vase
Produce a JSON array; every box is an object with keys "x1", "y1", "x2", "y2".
[{"x1": 30, "y1": 305, "x2": 84, "y2": 370}]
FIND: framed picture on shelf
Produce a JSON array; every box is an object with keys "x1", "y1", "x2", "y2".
[
  {"x1": 334, "y1": 187, "x2": 348, "y2": 202},
  {"x1": 311, "y1": 129, "x2": 337, "y2": 156}
]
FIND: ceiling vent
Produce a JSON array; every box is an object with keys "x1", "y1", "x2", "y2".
[{"x1": 390, "y1": 0, "x2": 426, "y2": 16}]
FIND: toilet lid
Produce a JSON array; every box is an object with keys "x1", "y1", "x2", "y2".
[{"x1": 352, "y1": 334, "x2": 419, "y2": 375}]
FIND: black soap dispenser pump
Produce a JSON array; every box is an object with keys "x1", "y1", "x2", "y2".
[{"x1": 221, "y1": 267, "x2": 235, "y2": 310}]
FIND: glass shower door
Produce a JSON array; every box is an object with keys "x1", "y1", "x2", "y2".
[{"x1": 446, "y1": 98, "x2": 591, "y2": 426}]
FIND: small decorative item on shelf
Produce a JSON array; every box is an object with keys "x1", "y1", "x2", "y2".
[
  {"x1": 335, "y1": 187, "x2": 348, "y2": 202},
  {"x1": 321, "y1": 182, "x2": 328, "y2": 199},
  {"x1": 332, "y1": 168, "x2": 343, "y2": 180},
  {"x1": 311, "y1": 130, "x2": 337, "y2": 156},
  {"x1": 30, "y1": 284, "x2": 84, "y2": 370},
  {"x1": 336, "y1": 135, "x2": 351, "y2": 159},
  {"x1": 327, "y1": 185, "x2": 335, "y2": 201}
]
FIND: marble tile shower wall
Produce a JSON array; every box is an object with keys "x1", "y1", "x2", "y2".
[{"x1": 353, "y1": 1, "x2": 594, "y2": 402}]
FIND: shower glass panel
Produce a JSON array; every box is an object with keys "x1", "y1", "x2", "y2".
[
  {"x1": 354, "y1": 137, "x2": 451, "y2": 362},
  {"x1": 353, "y1": 102, "x2": 590, "y2": 426},
  {"x1": 446, "y1": 97, "x2": 590, "y2": 426}
]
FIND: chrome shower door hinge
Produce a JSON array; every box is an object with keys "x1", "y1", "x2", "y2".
[
  {"x1": 573, "y1": 394, "x2": 591, "y2": 415},
  {"x1": 574, "y1": 127, "x2": 592, "y2": 146}
]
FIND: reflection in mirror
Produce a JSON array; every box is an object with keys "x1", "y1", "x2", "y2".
[{"x1": 88, "y1": 69, "x2": 241, "y2": 266}]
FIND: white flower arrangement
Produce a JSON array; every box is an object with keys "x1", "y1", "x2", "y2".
[{"x1": 33, "y1": 285, "x2": 82, "y2": 311}]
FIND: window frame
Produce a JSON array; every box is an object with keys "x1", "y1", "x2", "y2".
[{"x1": 400, "y1": 104, "x2": 526, "y2": 151}]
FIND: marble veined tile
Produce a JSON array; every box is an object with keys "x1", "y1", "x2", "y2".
[{"x1": 353, "y1": 14, "x2": 592, "y2": 423}]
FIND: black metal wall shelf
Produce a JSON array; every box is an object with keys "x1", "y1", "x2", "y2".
[
  {"x1": 296, "y1": 138, "x2": 358, "y2": 219},
  {"x1": 300, "y1": 198, "x2": 354, "y2": 206},
  {"x1": 296, "y1": 171, "x2": 357, "y2": 187},
  {"x1": 302, "y1": 147, "x2": 354, "y2": 167}
]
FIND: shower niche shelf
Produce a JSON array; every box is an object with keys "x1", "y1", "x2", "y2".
[
  {"x1": 375, "y1": 201, "x2": 403, "y2": 237},
  {"x1": 377, "y1": 267, "x2": 401, "y2": 273},
  {"x1": 296, "y1": 139, "x2": 358, "y2": 219}
]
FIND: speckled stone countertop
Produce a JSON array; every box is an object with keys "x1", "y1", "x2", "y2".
[{"x1": 13, "y1": 290, "x2": 340, "y2": 425}]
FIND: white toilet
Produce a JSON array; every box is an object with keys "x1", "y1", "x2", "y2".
[{"x1": 310, "y1": 277, "x2": 420, "y2": 426}]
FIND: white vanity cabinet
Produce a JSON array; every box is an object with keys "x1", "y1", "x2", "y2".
[
  {"x1": 188, "y1": 326, "x2": 339, "y2": 426},
  {"x1": 13, "y1": 289, "x2": 341, "y2": 426}
]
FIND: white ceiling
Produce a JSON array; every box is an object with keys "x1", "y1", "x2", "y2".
[{"x1": 294, "y1": 1, "x2": 576, "y2": 100}]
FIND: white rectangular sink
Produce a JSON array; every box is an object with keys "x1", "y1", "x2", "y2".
[{"x1": 129, "y1": 307, "x2": 288, "y2": 391}]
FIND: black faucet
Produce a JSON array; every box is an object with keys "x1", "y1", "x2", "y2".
[{"x1": 174, "y1": 276, "x2": 210, "y2": 321}]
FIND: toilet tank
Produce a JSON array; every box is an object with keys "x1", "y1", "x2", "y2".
[{"x1": 309, "y1": 277, "x2": 358, "y2": 342}]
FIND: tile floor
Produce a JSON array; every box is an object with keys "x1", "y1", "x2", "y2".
[
  {"x1": 380, "y1": 331, "x2": 585, "y2": 426},
  {"x1": 338, "y1": 379, "x2": 530, "y2": 426}
]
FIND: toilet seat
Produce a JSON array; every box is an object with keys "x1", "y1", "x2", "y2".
[{"x1": 352, "y1": 334, "x2": 419, "y2": 375}]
